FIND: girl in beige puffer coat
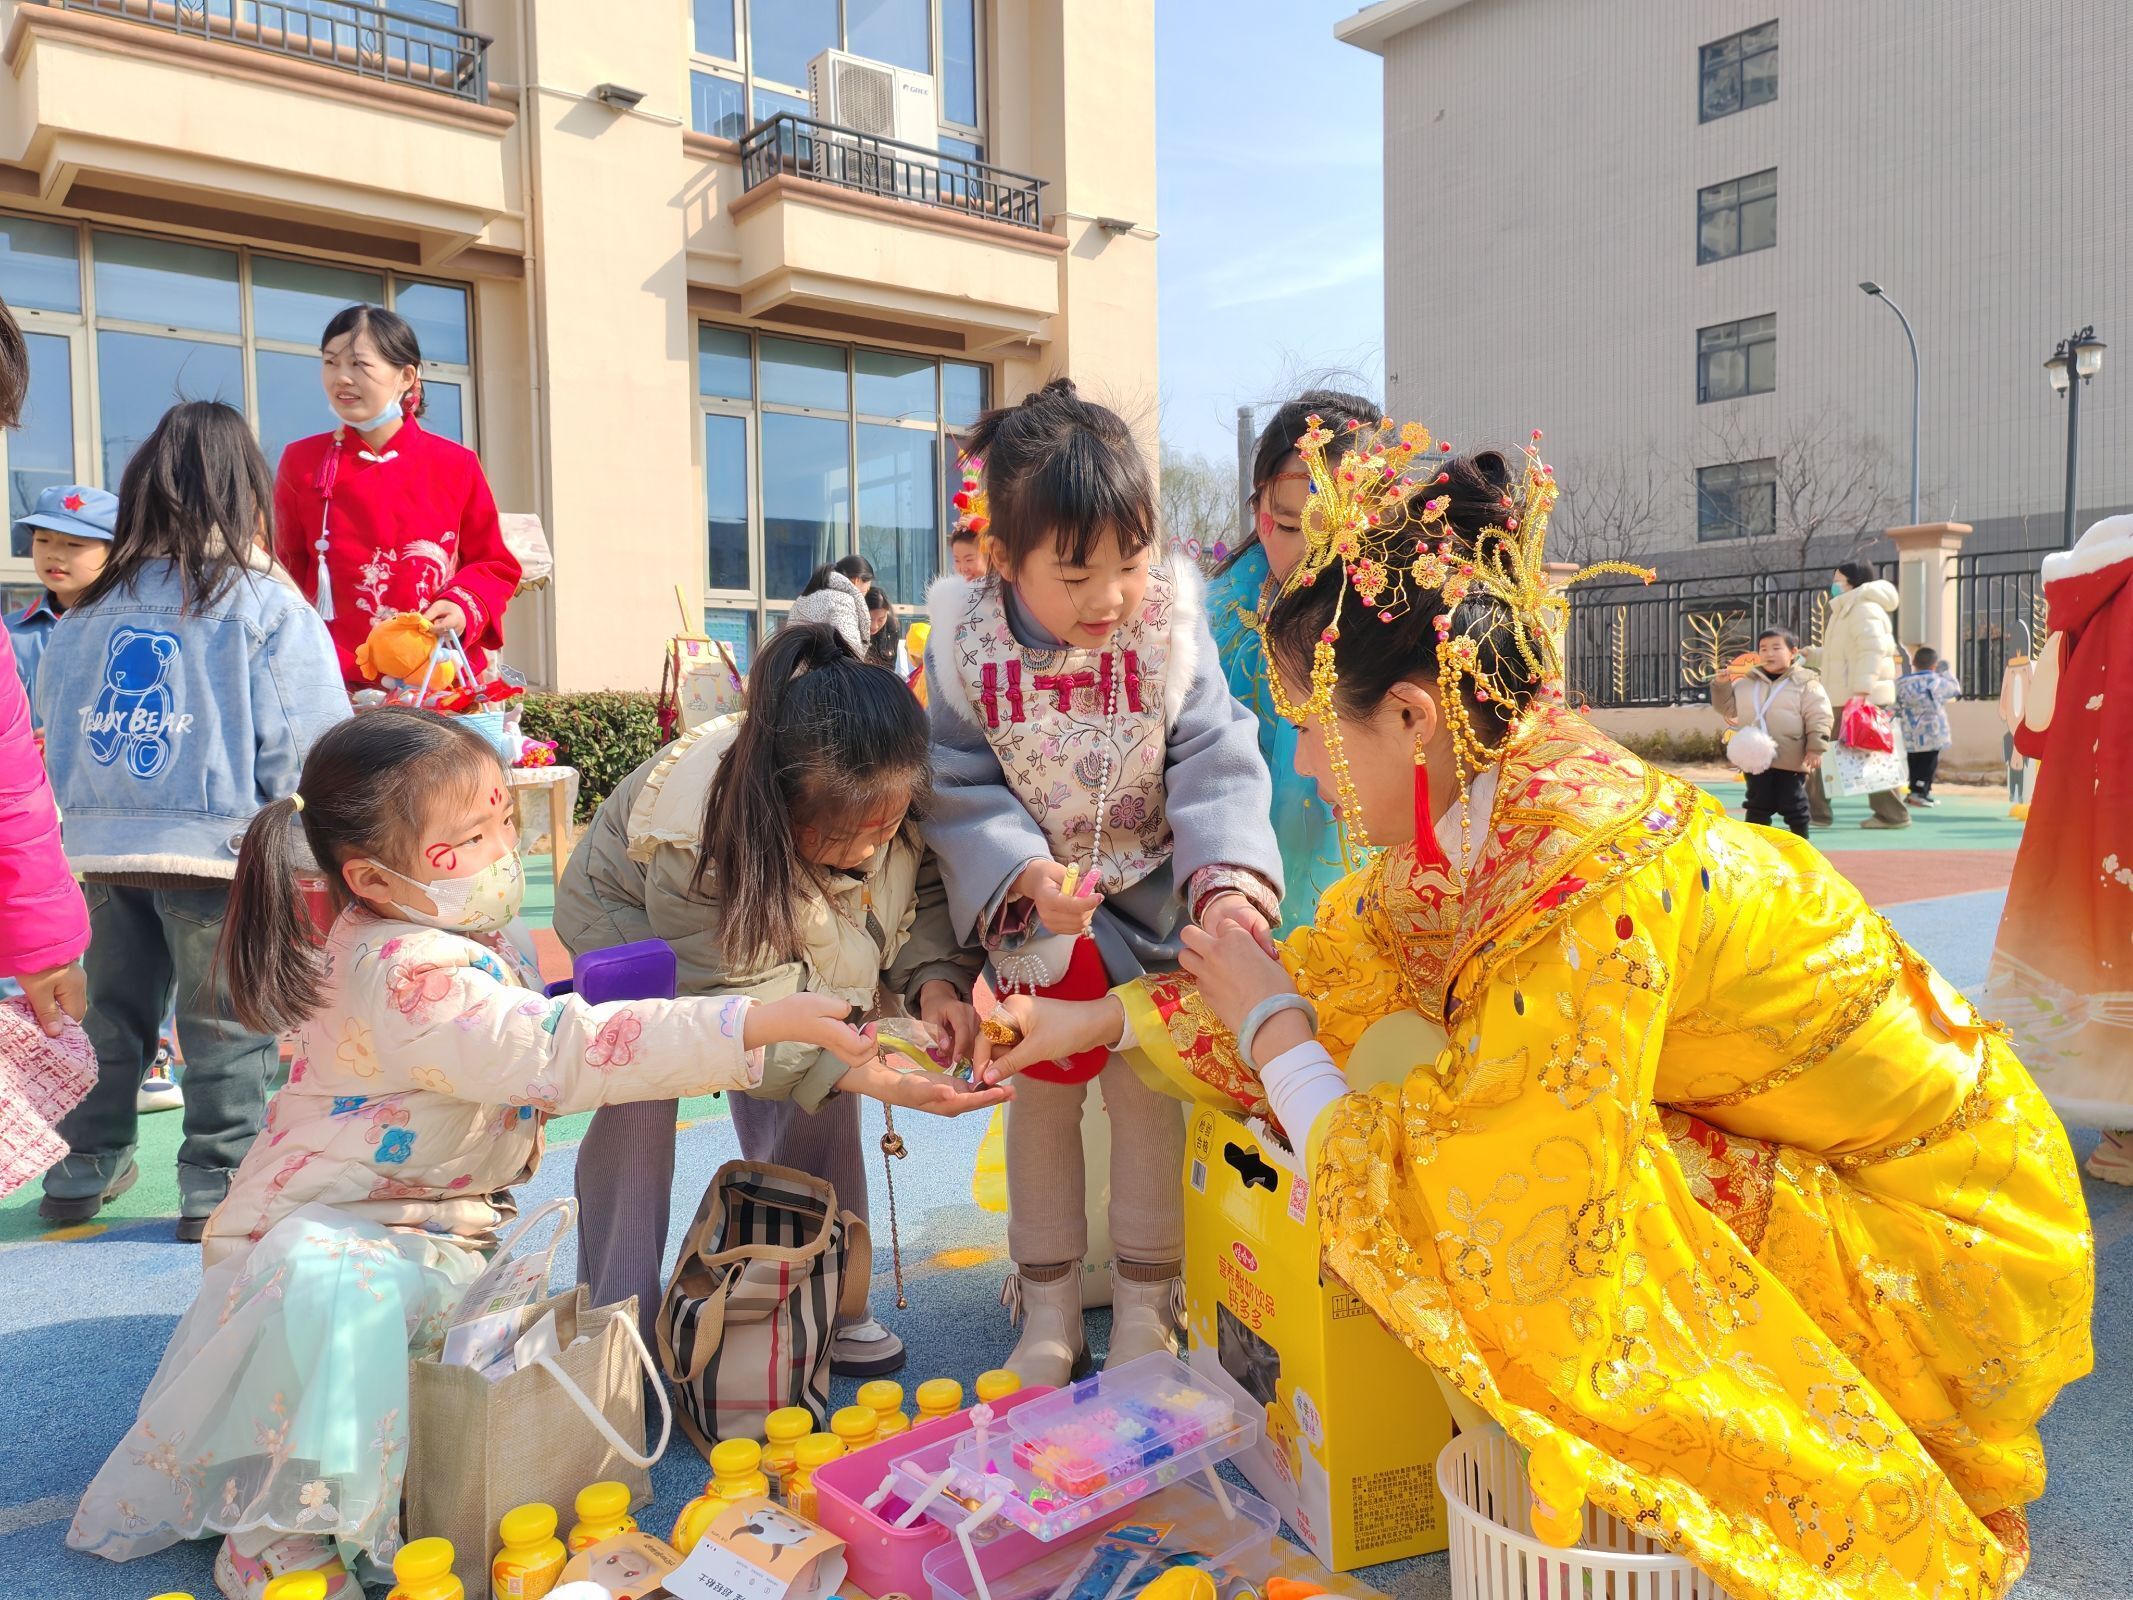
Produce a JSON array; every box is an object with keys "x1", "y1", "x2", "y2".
[{"x1": 1813, "y1": 560, "x2": 1910, "y2": 827}]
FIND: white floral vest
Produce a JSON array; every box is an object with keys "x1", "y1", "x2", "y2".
[{"x1": 944, "y1": 569, "x2": 1186, "y2": 894}]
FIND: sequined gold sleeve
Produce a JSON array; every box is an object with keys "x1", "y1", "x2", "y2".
[
  {"x1": 1120, "y1": 862, "x2": 1402, "y2": 1123},
  {"x1": 1313, "y1": 863, "x2": 2023, "y2": 1600}
]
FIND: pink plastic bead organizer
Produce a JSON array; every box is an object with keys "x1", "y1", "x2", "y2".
[
  {"x1": 873, "y1": 1353, "x2": 1259, "y2": 1600},
  {"x1": 811, "y1": 1384, "x2": 1056, "y2": 1600}
]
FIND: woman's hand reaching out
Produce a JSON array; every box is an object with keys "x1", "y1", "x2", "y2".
[
  {"x1": 1178, "y1": 923, "x2": 1309, "y2": 1059},
  {"x1": 972, "y1": 994, "x2": 1124, "y2": 1083}
]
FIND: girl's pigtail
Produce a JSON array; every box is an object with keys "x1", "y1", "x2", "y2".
[{"x1": 215, "y1": 795, "x2": 326, "y2": 1036}]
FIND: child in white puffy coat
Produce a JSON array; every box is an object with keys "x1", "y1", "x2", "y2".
[{"x1": 68, "y1": 708, "x2": 870, "y2": 1600}]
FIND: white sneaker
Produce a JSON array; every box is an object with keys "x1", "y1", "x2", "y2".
[
  {"x1": 2086, "y1": 1130, "x2": 2133, "y2": 1187},
  {"x1": 138, "y1": 1073, "x2": 184, "y2": 1114},
  {"x1": 1003, "y1": 1265, "x2": 1089, "y2": 1387},
  {"x1": 830, "y1": 1316, "x2": 907, "y2": 1377}
]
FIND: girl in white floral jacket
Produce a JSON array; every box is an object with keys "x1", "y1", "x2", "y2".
[{"x1": 68, "y1": 707, "x2": 869, "y2": 1600}]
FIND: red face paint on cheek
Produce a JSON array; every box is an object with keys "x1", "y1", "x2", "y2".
[
  {"x1": 1257, "y1": 508, "x2": 1275, "y2": 540},
  {"x1": 424, "y1": 842, "x2": 460, "y2": 872}
]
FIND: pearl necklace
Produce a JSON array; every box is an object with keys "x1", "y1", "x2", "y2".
[{"x1": 992, "y1": 644, "x2": 1119, "y2": 997}]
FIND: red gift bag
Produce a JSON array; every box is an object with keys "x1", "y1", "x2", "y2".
[{"x1": 1840, "y1": 696, "x2": 1896, "y2": 753}]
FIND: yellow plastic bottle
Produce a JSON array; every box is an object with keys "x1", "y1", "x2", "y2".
[
  {"x1": 566, "y1": 1480, "x2": 637, "y2": 1553},
  {"x1": 492, "y1": 1502, "x2": 568, "y2": 1599},
  {"x1": 915, "y1": 1378, "x2": 964, "y2": 1421},
  {"x1": 829, "y1": 1403, "x2": 879, "y2": 1453},
  {"x1": 260, "y1": 1579, "x2": 329, "y2": 1600},
  {"x1": 388, "y1": 1536, "x2": 465, "y2": 1600},
  {"x1": 857, "y1": 1379, "x2": 911, "y2": 1438},
  {"x1": 762, "y1": 1405, "x2": 815, "y2": 1501},
  {"x1": 785, "y1": 1432, "x2": 845, "y2": 1521},
  {"x1": 672, "y1": 1437, "x2": 773, "y2": 1553},
  {"x1": 975, "y1": 1369, "x2": 1022, "y2": 1403}
]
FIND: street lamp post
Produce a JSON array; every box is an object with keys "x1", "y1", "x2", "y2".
[
  {"x1": 2044, "y1": 327, "x2": 2107, "y2": 549},
  {"x1": 1860, "y1": 282, "x2": 1920, "y2": 525}
]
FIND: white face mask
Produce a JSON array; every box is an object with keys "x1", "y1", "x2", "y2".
[
  {"x1": 367, "y1": 851, "x2": 524, "y2": 933},
  {"x1": 340, "y1": 396, "x2": 403, "y2": 435}
]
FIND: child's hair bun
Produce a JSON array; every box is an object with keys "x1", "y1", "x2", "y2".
[{"x1": 1022, "y1": 375, "x2": 1079, "y2": 408}]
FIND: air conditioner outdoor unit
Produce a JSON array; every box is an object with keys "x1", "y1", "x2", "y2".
[{"x1": 807, "y1": 47, "x2": 938, "y2": 194}]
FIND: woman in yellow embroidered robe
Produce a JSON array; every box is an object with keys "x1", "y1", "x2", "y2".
[{"x1": 1108, "y1": 710, "x2": 2092, "y2": 1600}]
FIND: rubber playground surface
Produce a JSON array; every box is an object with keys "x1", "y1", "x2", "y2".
[{"x1": 4, "y1": 779, "x2": 2123, "y2": 1599}]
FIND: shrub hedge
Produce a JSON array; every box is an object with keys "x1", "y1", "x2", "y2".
[{"x1": 518, "y1": 691, "x2": 664, "y2": 819}]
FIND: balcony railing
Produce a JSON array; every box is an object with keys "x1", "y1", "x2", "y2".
[
  {"x1": 40, "y1": 0, "x2": 492, "y2": 104},
  {"x1": 739, "y1": 113, "x2": 1045, "y2": 231}
]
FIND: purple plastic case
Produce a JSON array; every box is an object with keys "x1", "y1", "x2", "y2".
[{"x1": 544, "y1": 938, "x2": 678, "y2": 1005}]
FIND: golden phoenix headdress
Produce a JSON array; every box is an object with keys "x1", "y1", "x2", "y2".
[{"x1": 1268, "y1": 416, "x2": 1653, "y2": 856}]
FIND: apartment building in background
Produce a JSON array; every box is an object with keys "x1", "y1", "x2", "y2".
[
  {"x1": 1337, "y1": 0, "x2": 2132, "y2": 575},
  {"x1": 0, "y1": 0, "x2": 1157, "y2": 689}
]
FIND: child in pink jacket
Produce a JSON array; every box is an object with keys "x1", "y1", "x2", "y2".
[
  {"x1": 0, "y1": 614, "x2": 87, "y2": 1023},
  {"x1": 0, "y1": 296, "x2": 89, "y2": 1035}
]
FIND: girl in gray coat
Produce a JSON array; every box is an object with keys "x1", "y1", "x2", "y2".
[{"x1": 922, "y1": 381, "x2": 1282, "y2": 1385}]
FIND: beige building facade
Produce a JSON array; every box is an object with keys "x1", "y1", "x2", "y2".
[
  {"x1": 0, "y1": 0, "x2": 1157, "y2": 689},
  {"x1": 1338, "y1": 0, "x2": 2132, "y2": 567}
]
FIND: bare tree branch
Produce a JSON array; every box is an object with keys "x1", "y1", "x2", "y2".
[
  {"x1": 1159, "y1": 443, "x2": 1241, "y2": 569},
  {"x1": 1552, "y1": 451, "x2": 1682, "y2": 565},
  {"x1": 1690, "y1": 410, "x2": 1903, "y2": 568}
]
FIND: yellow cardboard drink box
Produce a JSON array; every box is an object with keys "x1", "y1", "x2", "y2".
[{"x1": 1181, "y1": 1088, "x2": 1453, "y2": 1569}]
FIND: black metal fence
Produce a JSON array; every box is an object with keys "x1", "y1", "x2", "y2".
[
  {"x1": 740, "y1": 113, "x2": 1046, "y2": 230},
  {"x1": 1563, "y1": 563, "x2": 1891, "y2": 709},
  {"x1": 48, "y1": 0, "x2": 492, "y2": 102},
  {"x1": 1565, "y1": 543, "x2": 2058, "y2": 709},
  {"x1": 1949, "y1": 548, "x2": 2050, "y2": 699}
]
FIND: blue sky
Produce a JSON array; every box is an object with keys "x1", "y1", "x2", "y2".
[{"x1": 1155, "y1": 1, "x2": 1386, "y2": 472}]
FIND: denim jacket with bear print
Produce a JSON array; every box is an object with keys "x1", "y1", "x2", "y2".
[{"x1": 36, "y1": 553, "x2": 350, "y2": 880}]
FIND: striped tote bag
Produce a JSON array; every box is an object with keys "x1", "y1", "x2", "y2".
[{"x1": 655, "y1": 1160, "x2": 868, "y2": 1458}]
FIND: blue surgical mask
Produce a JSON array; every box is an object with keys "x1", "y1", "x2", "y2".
[
  {"x1": 340, "y1": 397, "x2": 402, "y2": 434},
  {"x1": 1829, "y1": 581, "x2": 1845, "y2": 597}
]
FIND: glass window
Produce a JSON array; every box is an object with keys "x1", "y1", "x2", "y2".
[
  {"x1": 97, "y1": 332, "x2": 244, "y2": 482},
  {"x1": 392, "y1": 280, "x2": 471, "y2": 367},
  {"x1": 859, "y1": 423, "x2": 938, "y2": 605},
  {"x1": 692, "y1": 70, "x2": 749, "y2": 139},
  {"x1": 699, "y1": 325, "x2": 753, "y2": 399},
  {"x1": 252, "y1": 256, "x2": 385, "y2": 346},
  {"x1": 423, "y1": 379, "x2": 465, "y2": 444},
  {"x1": 847, "y1": 0, "x2": 930, "y2": 73},
  {"x1": 8, "y1": 332, "x2": 75, "y2": 525},
  {"x1": 1697, "y1": 315, "x2": 1775, "y2": 402},
  {"x1": 1696, "y1": 460, "x2": 1777, "y2": 541},
  {"x1": 1700, "y1": 21, "x2": 1777, "y2": 123},
  {"x1": 938, "y1": 135, "x2": 985, "y2": 167},
  {"x1": 761, "y1": 336, "x2": 848, "y2": 411},
  {"x1": 753, "y1": 86, "x2": 811, "y2": 125},
  {"x1": 856, "y1": 350, "x2": 937, "y2": 422},
  {"x1": 1697, "y1": 169, "x2": 1776, "y2": 264},
  {"x1": 692, "y1": 0, "x2": 736, "y2": 60},
  {"x1": 0, "y1": 216, "x2": 82, "y2": 314},
  {"x1": 705, "y1": 411, "x2": 751, "y2": 591},
  {"x1": 255, "y1": 348, "x2": 325, "y2": 468},
  {"x1": 761, "y1": 412, "x2": 850, "y2": 599},
  {"x1": 941, "y1": 0, "x2": 979, "y2": 127},
  {"x1": 942, "y1": 361, "x2": 990, "y2": 430},
  {"x1": 92, "y1": 233, "x2": 241, "y2": 335},
  {"x1": 751, "y1": 0, "x2": 837, "y2": 87},
  {"x1": 704, "y1": 607, "x2": 756, "y2": 673}
]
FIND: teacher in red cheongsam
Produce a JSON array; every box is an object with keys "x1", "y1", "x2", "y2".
[{"x1": 273, "y1": 303, "x2": 518, "y2": 689}]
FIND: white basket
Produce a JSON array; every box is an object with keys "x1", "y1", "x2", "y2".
[{"x1": 1438, "y1": 1428, "x2": 1739, "y2": 1599}]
